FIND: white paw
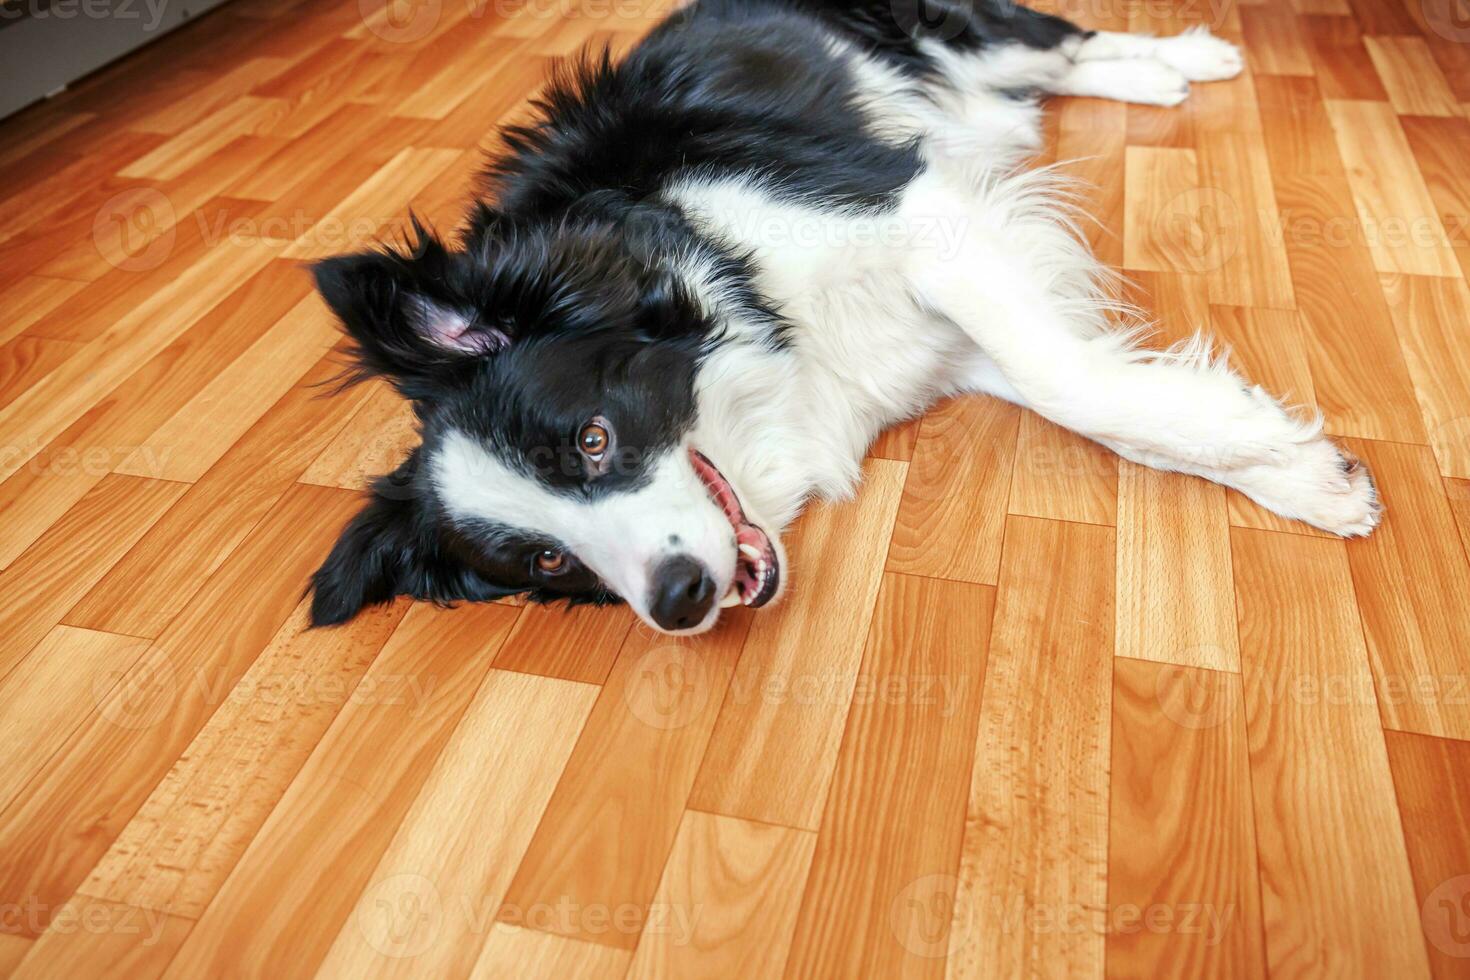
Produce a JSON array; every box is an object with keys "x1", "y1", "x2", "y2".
[
  {"x1": 1107, "y1": 60, "x2": 1191, "y2": 107},
  {"x1": 1232, "y1": 438, "x2": 1383, "y2": 537},
  {"x1": 1155, "y1": 27, "x2": 1244, "y2": 83}
]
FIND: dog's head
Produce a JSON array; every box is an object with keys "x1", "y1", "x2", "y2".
[{"x1": 307, "y1": 216, "x2": 783, "y2": 635}]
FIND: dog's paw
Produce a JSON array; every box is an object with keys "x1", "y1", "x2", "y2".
[
  {"x1": 1233, "y1": 438, "x2": 1383, "y2": 537},
  {"x1": 1107, "y1": 60, "x2": 1191, "y2": 106},
  {"x1": 1155, "y1": 27, "x2": 1244, "y2": 83}
]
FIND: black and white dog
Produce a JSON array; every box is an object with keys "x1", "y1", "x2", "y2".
[{"x1": 309, "y1": 0, "x2": 1380, "y2": 635}]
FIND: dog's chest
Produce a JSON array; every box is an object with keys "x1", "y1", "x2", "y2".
[{"x1": 670, "y1": 175, "x2": 971, "y2": 497}]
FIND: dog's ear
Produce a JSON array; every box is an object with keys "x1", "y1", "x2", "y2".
[
  {"x1": 312, "y1": 222, "x2": 511, "y2": 399},
  {"x1": 308, "y1": 455, "x2": 516, "y2": 626}
]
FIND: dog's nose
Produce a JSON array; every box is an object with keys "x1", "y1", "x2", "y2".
[{"x1": 648, "y1": 555, "x2": 716, "y2": 631}]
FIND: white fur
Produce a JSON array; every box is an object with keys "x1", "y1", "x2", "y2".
[
  {"x1": 667, "y1": 26, "x2": 1378, "y2": 585},
  {"x1": 439, "y1": 26, "x2": 1376, "y2": 637},
  {"x1": 432, "y1": 433, "x2": 742, "y2": 633}
]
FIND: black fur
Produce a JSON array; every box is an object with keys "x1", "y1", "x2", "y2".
[{"x1": 307, "y1": 0, "x2": 1086, "y2": 627}]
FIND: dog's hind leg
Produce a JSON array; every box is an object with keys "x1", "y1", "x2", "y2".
[
  {"x1": 1046, "y1": 29, "x2": 1243, "y2": 105},
  {"x1": 901, "y1": 170, "x2": 1382, "y2": 536},
  {"x1": 1071, "y1": 28, "x2": 1245, "y2": 83}
]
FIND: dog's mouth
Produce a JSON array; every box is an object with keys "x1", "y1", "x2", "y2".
[{"x1": 689, "y1": 448, "x2": 780, "y2": 610}]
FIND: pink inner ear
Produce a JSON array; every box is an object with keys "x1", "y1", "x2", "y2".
[{"x1": 414, "y1": 297, "x2": 509, "y2": 354}]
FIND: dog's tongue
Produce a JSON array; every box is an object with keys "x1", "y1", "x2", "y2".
[{"x1": 689, "y1": 449, "x2": 780, "y2": 608}]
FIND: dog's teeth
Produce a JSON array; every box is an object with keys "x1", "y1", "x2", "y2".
[
  {"x1": 719, "y1": 587, "x2": 742, "y2": 608},
  {"x1": 738, "y1": 543, "x2": 763, "y2": 561}
]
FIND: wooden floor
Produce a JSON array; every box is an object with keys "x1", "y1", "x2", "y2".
[{"x1": 2, "y1": 0, "x2": 1470, "y2": 975}]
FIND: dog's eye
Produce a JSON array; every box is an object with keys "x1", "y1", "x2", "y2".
[
  {"x1": 535, "y1": 550, "x2": 566, "y2": 573},
  {"x1": 578, "y1": 419, "x2": 610, "y2": 460}
]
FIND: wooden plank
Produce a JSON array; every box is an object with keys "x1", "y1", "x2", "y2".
[
  {"x1": 1253, "y1": 73, "x2": 1346, "y2": 177},
  {"x1": 1123, "y1": 147, "x2": 1211, "y2": 275},
  {"x1": 867, "y1": 415, "x2": 920, "y2": 462},
  {"x1": 946, "y1": 516, "x2": 1114, "y2": 978},
  {"x1": 0, "y1": 337, "x2": 80, "y2": 412},
  {"x1": 1324, "y1": 99, "x2": 1460, "y2": 279},
  {"x1": 8, "y1": 896, "x2": 191, "y2": 980},
  {"x1": 785, "y1": 573, "x2": 993, "y2": 978},
  {"x1": 500, "y1": 612, "x2": 752, "y2": 949},
  {"x1": 76, "y1": 597, "x2": 410, "y2": 918},
  {"x1": 0, "y1": 239, "x2": 281, "y2": 486},
  {"x1": 1240, "y1": 6, "x2": 1314, "y2": 75},
  {"x1": 886, "y1": 398, "x2": 1016, "y2": 586},
  {"x1": 469, "y1": 924, "x2": 631, "y2": 980},
  {"x1": 1116, "y1": 461, "x2": 1240, "y2": 672},
  {"x1": 1378, "y1": 274, "x2": 1470, "y2": 478},
  {"x1": 1339, "y1": 438, "x2": 1470, "y2": 741},
  {"x1": 117, "y1": 97, "x2": 289, "y2": 181},
  {"x1": 63, "y1": 353, "x2": 371, "y2": 638},
  {"x1": 0, "y1": 259, "x2": 304, "y2": 570},
  {"x1": 0, "y1": 276, "x2": 89, "y2": 346},
  {"x1": 0, "y1": 627, "x2": 152, "y2": 815},
  {"x1": 318, "y1": 669, "x2": 597, "y2": 977},
  {"x1": 1008, "y1": 410, "x2": 1118, "y2": 527},
  {"x1": 1270, "y1": 172, "x2": 1427, "y2": 442},
  {"x1": 1195, "y1": 132, "x2": 1296, "y2": 310},
  {"x1": 21, "y1": 188, "x2": 269, "y2": 345},
  {"x1": 279, "y1": 146, "x2": 464, "y2": 260},
  {"x1": 1107, "y1": 657, "x2": 1266, "y2": 978},
  {"x1": 0, "y1": 475, "x2": 186, "y2": 682},
  {"x1": 493, "y1": 601, "x2": 637, "y2": 686},
  {"x1": 691, "y1": 458, "x2": 907, "y2": 830},
  {"x1": 112, "y1": 294, "x2": 339, "y2": 482},
  {"x1": 1362, "y1": 36, "x2": 1461, "y2": 117},
  {"x1": 1449, "y1": 478, "x2": 1470, "y2": 559},
  {"x1": 1056, "y1": 114, "x2": 1126, "y2": 270},
  {"x1": 0, "y1": 484, "x2": 361, "y2": 936},
  {"x1": 1383, "y1": 731, "x2": 1470, "y2": 974},
  {"x1": 1400, "y1": 114, "x2": 1470, "y2": 286},
  {"x1": 299, "y1": 380, "x2": 417, "y2": 490},
  {"x1": 1301, "y1": 15, "x2": 1388, "y2": 100},
  {"x1": 0, "y1": 935, "x2": 31, "y2": 977},
  {"x1": 158, "y1": 600, "x2": 518, "y2": 977},
  {"x1": 626, "y1": 811, "x2": 816, "y2": 980},
  {"x1": 1230, "y1": 528, "x2": 1430, "y2": 978}
]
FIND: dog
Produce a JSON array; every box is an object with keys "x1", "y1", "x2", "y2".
[{"x1": 308, "y1": 0, "x2": 1381, "y2": 636}]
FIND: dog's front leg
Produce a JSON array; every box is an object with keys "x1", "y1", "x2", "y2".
[{"x1": 900, "y1": 171, "x2": 1381, "y2": 537}]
